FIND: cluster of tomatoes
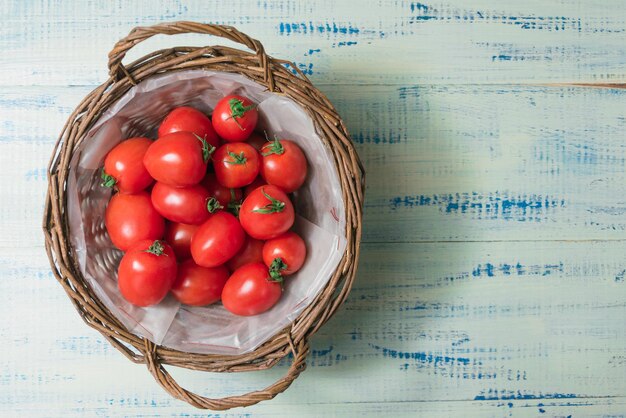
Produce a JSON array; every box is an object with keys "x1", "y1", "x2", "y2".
[{"x1": 102, "y1": 95, "x2": 308, "y2": 316}]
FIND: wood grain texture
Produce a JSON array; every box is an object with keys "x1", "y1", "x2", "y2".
[
  {"x1": 2, "y1": 0, "x2": 626, "y2": 416},
  {"x1": 1, "y1": 0, "x2": 625, "y2": 86}
]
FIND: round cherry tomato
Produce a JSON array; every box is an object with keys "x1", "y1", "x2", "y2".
[
  {"x1": 117, "y1": 240, "x2": 177, "y2": 307},
  {"x1": 102, "y1": 137, "x2": 154, "y2": 194},
  {"x1": 191, "y1": 211, "x2": 245, "y2": 267},
  {"x1": 213, "y1": 143, "x2": 260, "y2": 188},
  {"x1": 221, "y1": 263, "x2": 282, "y2": 316},
  {"x1": 247, "y1": 132, "x2": 268, "y2": 151},
  {"x1": 171, "y1": 259, "x2": 229, "y2": 306},
  {"x1": 151, "y1": 182, "x2": 213, "y2": 225},
  {"x1": 143, "y1": 131, "x2": 210, "y2": 187},
  {"x1": 239, "y1": 185, "x2": 294, "y2": 240},
  {"x1": 263, "y1": 231, "x2": 306, "y2": 276},
  {"x1": 105, "y1": 191, "x2": 165, "y2": 251},
  {"x1": 243, "y1": 176, "x2": 267, "y2": 198},
  {"x1": 164, "y1": 222, "x2": 198, "y2": 260},
  {"x1": 227, "y1": 235, "x2": 264, "y2": 272},
  {"x1": 260, "y1": 138, "x2": 308, "y2": 193},
  {"x1": 211, "y1": 95, "x2": 258, "y2": 142},
  {"x1": 201, "y1": 173, "x2": 243, "y2": 208},
  {"x1": 158, "y1": 106, "x2": 220, "y2": 149}
]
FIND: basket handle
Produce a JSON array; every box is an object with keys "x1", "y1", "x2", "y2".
[
  {"x1": 144, "y1": 337, "x2": 309, "y2": 410},
  {"x1": 108, "y1": 21, "x2": 275, "y2": 90}
]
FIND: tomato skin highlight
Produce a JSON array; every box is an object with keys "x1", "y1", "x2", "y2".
[
  {"x1": 117, "y1": 240, "x2": 177, "y2": 307},
  {"x1": 143, "y1": 131, "x2": 208, "y2": 187},
  {"x1": 164, "y1": 222, "x2": 198, "y2": 260},
  {"x1": 105, "y1": 192, "x2": 165, "y2": 251},
  {"x1": 201, "y1": 173, "x2": 243, "y2": 207},
  {"x1": 213, "y1": 143, "x2": 260, "y2": 188},
  {"x1": 221, "y1": 263, "x2": 282, "y2": 316},
  {"x1": 239, "y1": 185, "x2": 295, "y2": 240},
  {"x1": 226, "y1": 235, "x2": 265, "y2": 272},
  {"x1": 103, "y1": 137, "x2": 154, "y2": 193},
  {"x1": 171, "y1": 260, "x2": 229, "y2": 306},
  {"x1": 158, "y1": 106, "x2": 220, "y2": 149},
  {"x1": 260, "y1": 139, "x2": 308, "y2": 193},
  {"x1": 151, "y1": 182, "x2": 211, "y2": 225},
  {"x1": 263, "y1": 232, "x2": 306, "y2": 276},
  {"x1": 191, "y1": 211, "x2": 245, "y2": 268},
  {"x1": 212, "y1": 95, "x2": 258, "y2": 142}
]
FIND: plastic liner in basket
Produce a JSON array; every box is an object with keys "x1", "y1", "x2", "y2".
[{"x1": 66, "y1": 70, "x2": 347, "y2": 355}]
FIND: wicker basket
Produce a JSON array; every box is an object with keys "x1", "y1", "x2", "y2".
[{"x1": 42, "y1": 21, "x2": 364, "y2": 410}]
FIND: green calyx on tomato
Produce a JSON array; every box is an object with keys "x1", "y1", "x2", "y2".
[
  {"x1": 206, "y1": 197, "x2": 224, "y2": 214},
  {"x1": 101, "y1": 169, "x2": 117, "y2": 188},
  {"x1": 227, "y1": 188, "x2": 242, "y2": 217},
  {"x1": 268, "y1": 257, "x2": 287, "y2": 282},
  {"x1": 145, "y1": 240, "x2": 166, "y2": 256},
  {"x1": 226, "y1": 151, "x2": 248, "y2": 165},
  {"x1": 194, "y1": 133, "x2": 216, "y2": 163},
  {"x1": 252, "y1": 188, "x2": 286, "y2": 214},
  {"x1": 228, "y1": 98, "x2": 257, "y2": 130},
  {"x1": 261, "y1": 137, "x2": 285, "y2": 157}
]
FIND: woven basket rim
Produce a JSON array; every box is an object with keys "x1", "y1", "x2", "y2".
[{"x1": 42, "y1": 21, "x2": 364, "y2": 410}]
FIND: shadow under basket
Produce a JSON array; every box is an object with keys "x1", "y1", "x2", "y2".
[{"x1": 42, "y1": 22, "x2": 365, "y2": 410}]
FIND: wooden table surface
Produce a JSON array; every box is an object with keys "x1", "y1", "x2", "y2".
[{"x1": 2, "y1": 1, "x2": 626, "y2": 417}]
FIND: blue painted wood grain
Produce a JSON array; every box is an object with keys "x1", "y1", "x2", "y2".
[{"x1": 1, "y1": 0, "x2": 626, "y2": 416}]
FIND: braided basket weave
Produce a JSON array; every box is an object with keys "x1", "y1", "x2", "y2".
[{"x1": 42, "y1": 21, "x2": 364, "y2": 410}]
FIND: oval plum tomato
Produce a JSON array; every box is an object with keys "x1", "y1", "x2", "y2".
[
  {"x1": 143, "y1": 131, "x2": 211, "y2": 187},
  {"x1": 239, "y1": 185, "x2": 294, "y2": 240},
  {"x1": 191, "y1": 211, "x2": 245, "y2": 267},
  {"x1": 102, "y1": 137, "x2": 154, "y2": 193},
  {"x1": 263, "y1": 231, "x2": 306, "y2": 276},
  {"x1": 221, "y1": 263, "x2": 282, "y2": 316},
  {"x1": 247, "y1": 132, "x2": 268, "y2": 151},
  {"x1": 164, "y1": 222, "x2": 198, "y2": 260},
  {"x1": 226, "y1": 235, "x2": 264, "y2": 272},
  {"x1": 151, "y1": 182, "x2": 213, "y2": 225},
  {"x1": 211, "y1": 95, "x2": 258, "y2": 142},
  {"x1": 117, "y1": 240, "x2": 177, "y2": 307},
  {"x1": 105, "y1": 191, "x2": 165, "y2": 251},
  {"x1": 201, "y1": 173, "x2": 243, "y2": 208},
  {"x1": 171, "y1": 259, "x2": 229, "y2": 306},
  {"x1": 243, "y1": 176, "x2": 267, "y2": 198},
  {"x1": 158, "y1": 106, "x2": 220, "y2": 149},
  {"x1": 213, "y1": 143, "x2": 260, "y2": 188},
  {"x1": 260, "y1": 138, "x2": 308, "y2": 193}
]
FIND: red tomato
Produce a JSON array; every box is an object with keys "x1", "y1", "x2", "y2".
[
  {"x1": 239, "y1": 185, "x2": 294, "y2": 240},
  {"x1": 247, "y1": 132, "x2": 268, "y2": 151},
  {"x1": 201, "y1": 173, "x2": 243, "y2": 207},
  {"x1": 117, "y1": 240, "x2": 177, "y2": 307},
  {"x1": 102, "y1": 137, "x2": 154, "y2": 194},
  {"x1": 260, "y1": 139, "x2": 308, "y2": 193},
  {"x1": 213, "y1": 143, "x2": 260, "y2": 188},
  {"x1": 226, "y1": 235, "x2": 265, "y2": 272},
  {"x1": 171, "y1": 259, "x2": 229, "y2": 306},
  {"x1": 158, "y1": 106, "x2": 220, "y2": 149},
  {"x1": 243, "y1": 176, "x2": 267, "y2": 198},
  {"x1": 221, "y1": 263, "x2": 282, "y2": 316},
  {"x1": 211, "y1": 95, "x2": 258, "y2": 142},
  {"x1": 143, "y1": 131, "x2": 210, "y2": 187},
  {"x1": 105, "y1": 192, "x2": 165, "y2": 251},
  {"x1": 191, "y1": 211, "x2": 245, "y2": 267},
  {"x1": 151, "y1": 182, "x2": 213, "y2": 225},
  {"x1": 164, "y1": 222, "x2": 198, "y2": 260},
  {"x1": 263, "y1": 231, "x2": 306, "y2": 276}
]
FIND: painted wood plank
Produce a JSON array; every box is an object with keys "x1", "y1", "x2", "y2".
[
  {"x1": 2, "y1": 240, "x2": 625, "y2": 412},
  {"x1": 1, "y1": 0, "x2": 625, "y2": 86},
  {"x1": 2, "y1": 85, "x2": 626, "y2": 247}
]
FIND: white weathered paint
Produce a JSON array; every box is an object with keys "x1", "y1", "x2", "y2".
[{"x1": 2, "y1": 0, "x2": 626, "y2": 416}]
